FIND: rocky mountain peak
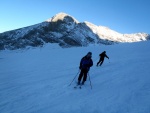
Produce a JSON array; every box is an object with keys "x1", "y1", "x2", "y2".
[
  {"x1": 0, "y1": 12, "x2": 149, "y2": 50},
  {"x1": 47, "y1": 12, "x2": 79, "y2": 24}
]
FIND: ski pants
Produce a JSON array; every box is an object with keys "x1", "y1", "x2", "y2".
[
  {"x1": 97, "y1": 58, "x2": 104, "y2": 66},
  {"x1": 78, "y1": 69, "x2": 88, "y2": 82}
]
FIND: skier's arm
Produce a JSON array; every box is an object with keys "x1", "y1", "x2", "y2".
[
  {"x1": 79, "y1": 57, "x2": 84, "y2": 69},
  {"x1": 89, "y1": 59, "x2": 93, "y2": 67},
  {"x1": 105, "y1": 54, "x2": 109, "y2": 59}
]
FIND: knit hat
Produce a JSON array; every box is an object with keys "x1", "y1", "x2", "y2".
[
  {"x1": 87, "y1": 52, "x2": 92, "y2": 57},
  {"x1": 87, "y1": 52, "x2": 92, "y2": 55}
]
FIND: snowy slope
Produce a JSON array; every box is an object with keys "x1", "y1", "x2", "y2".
[{"x1": 0, "y1": 42, "x2": 150, "y2": 113}]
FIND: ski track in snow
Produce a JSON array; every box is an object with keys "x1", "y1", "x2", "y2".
[{"x1": 0, "y1": 42, "x2": 150, "y2": 113}]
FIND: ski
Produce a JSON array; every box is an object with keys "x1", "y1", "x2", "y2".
[
  {"x1": 74, "y1": 84, "x2": 83, "y2": 89},
  {"x1": 74, "y1": 82, "x2": 80, "y2": 89},
  {"x1": 74, "y1": 84, "x2": 80, "y2": 89},
  {"x1": 79, "y1": 85, "x2": 82, "y2": 89}
]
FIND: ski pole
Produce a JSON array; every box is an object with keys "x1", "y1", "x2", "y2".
[
  {"x1": 108, "y1": 59, "x2": 110, "y2": 63},
  {"x1": 68, "y1": 70, "x2": 80, "y2": 86},
  {"x1": 88, "y1": 73, "x2": 92, "y2": 89}
]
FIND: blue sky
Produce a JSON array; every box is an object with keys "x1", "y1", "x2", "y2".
[{"x1": 0, "y1": 0, "x2": 150, "y2": 34}]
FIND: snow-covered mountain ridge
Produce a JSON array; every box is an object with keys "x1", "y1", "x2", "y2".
[
  {"x1": 0, "y1": 12, "x2": 149, "y2": 50},
  {"x1": 84, "y1": 21, "x2": 149, "y2": 42}
]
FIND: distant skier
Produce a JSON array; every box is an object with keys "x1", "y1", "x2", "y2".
[
  {"x1": 78, "y1": 52, "x2": 93, "y2": 85},
  {"x1": 97, "y1": 51, "x2": 109, "y2": 66}
]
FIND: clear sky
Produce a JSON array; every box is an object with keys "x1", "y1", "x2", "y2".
[{"x1": 0, "y1": 0, "x2": 150, "y2": 34}]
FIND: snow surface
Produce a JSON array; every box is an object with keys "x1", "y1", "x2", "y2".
[{"x1": 0, "y1": 42, "x2": 150, "y2": 113}]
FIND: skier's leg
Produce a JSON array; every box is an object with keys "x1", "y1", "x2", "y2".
[
  {"x1": 78, "y1": 69, "x2": 84, "y2": 84},
  {"x1": 97, "y1": 59, "x2": 100, "y2": 66},
  {"x1": 82, "y1": 70, "x2": 88, "y2": 85},
  {"x1": 100, "y1": 60, "x2": 104, "y2": 66}
]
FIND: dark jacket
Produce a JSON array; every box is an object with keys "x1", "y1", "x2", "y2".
[
  {"x1": 99, "y1": 52, "x2": 109, "y2": 60},
  {"x1": 79, "y1": 56, "x2": 93, "y2": 71}
]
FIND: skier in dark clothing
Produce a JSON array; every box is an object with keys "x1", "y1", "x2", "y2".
[
  {"x1": 97, "y1": 51, "x2": 109, "y2": 66},
  {"x1": 78, "y1": 52, "x2": 93, "y2": 85}
]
